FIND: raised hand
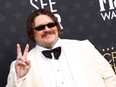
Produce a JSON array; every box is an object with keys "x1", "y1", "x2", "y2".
[{"x1": 15, "y1": 44, "x2": 31, "y2": 80}]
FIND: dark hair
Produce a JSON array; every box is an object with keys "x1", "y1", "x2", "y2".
[{"x1": 26, "y1": 9, "x2": 61, "y2": 43}]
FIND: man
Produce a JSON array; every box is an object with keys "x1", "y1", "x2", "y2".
[{"x1": 6, "y1": 9, "x2": 116, "y2": 87}]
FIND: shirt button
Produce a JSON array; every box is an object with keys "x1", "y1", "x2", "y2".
[
  {"x1": 58, "y1": 70, "x2": 59, "y2": 71},
  {"x1": 62, "y1": 82, "x2": 64, "y2": 84}
]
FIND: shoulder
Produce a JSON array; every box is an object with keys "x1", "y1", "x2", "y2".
[
  {"x1": 60, "y1": 39, "x2": 97, "y2": 53},
  {"x1": 28, "y1": 47, "x2": 36, "y2": 54},
  {"x1": 27, "y1": 47, "x2": 36, "y2": 59},
  {"x1": 61, "y1": 39, "x2": 90, "y2": 43},
  {"x1": 61, "y1": 39, "x2": 94, "y2": 48}
]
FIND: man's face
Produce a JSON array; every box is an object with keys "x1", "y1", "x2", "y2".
[{"x1": 33, "y1": 15, "x2": 59, "y2": 48}]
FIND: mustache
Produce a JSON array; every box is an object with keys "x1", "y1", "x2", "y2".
[{"x1": 41, "y1": 31, "x2": 55, "y2": 38}]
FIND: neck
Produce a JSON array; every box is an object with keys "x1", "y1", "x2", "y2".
[{"x1": 39, "y1": 38, "x2": 59, "y2": 49}]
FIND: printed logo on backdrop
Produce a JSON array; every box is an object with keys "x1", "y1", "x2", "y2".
[
  {"x1": 99, "y1": 0, "x2": 116, "y2": 21},
  {"x1": 99, "y1": 0, "x2": 116, "y2": 73},
  {"x1": 30, "y1": 0, "x2": 63, "y2": 29},
  {"x1": 102, "y1": 47, "x2": 116, "y2": 73}
]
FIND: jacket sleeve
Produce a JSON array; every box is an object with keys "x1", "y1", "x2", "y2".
[
  {"x1": 5, "y1": 61, "x2": 27, "y2": 87},
  {"x1": 86, "y1": 40, "x2": 116, "y2": 87}
]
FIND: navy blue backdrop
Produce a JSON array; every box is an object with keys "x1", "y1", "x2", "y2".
[{"x1": 0, "y1": 0, "x2": 116, "y2": 87}]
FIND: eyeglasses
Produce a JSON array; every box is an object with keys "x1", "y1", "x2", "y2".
[{"x1": 34, "y1": 22, "x2": 57, "y2": 31}]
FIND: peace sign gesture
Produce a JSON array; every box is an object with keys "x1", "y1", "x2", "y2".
[{"x1": 15, "y1": 44, "x2": 31, "y2": 80}]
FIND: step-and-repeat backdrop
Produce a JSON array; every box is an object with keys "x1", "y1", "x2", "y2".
[{"x1": 0, "y1": 0, "x2": 116, "y2": 87}]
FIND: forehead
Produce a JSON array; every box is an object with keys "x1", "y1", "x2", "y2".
[{"x1": 34, "y1": 15, "x2": 53, "y2": 25}]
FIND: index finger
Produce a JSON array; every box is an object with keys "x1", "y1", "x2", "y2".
[
  {"x1": 17, "y1": 44, "x2": 22, "y2": 58},
  {"x1": 23, "y1": 44, "x2": 29, "y2": 59}
]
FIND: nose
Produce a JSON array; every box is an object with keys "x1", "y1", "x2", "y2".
[{"x1": 44, "y1": 26, "x2": 50, "y2": 31}]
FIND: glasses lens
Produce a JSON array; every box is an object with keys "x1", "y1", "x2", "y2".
[
  {"x1": 34, "y1": 22, "x2": 57, "y2": 31},
  {"x1": 47, "y1": 22, "x2": 57, "y2": 28},
  {"x1": 34, "y1": 25, "x2": 45, "y2": 31}
]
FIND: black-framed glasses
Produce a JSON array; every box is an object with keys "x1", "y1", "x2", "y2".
[{"x1": 34, "y1": 22, "x2": 57, "y2": 31}]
